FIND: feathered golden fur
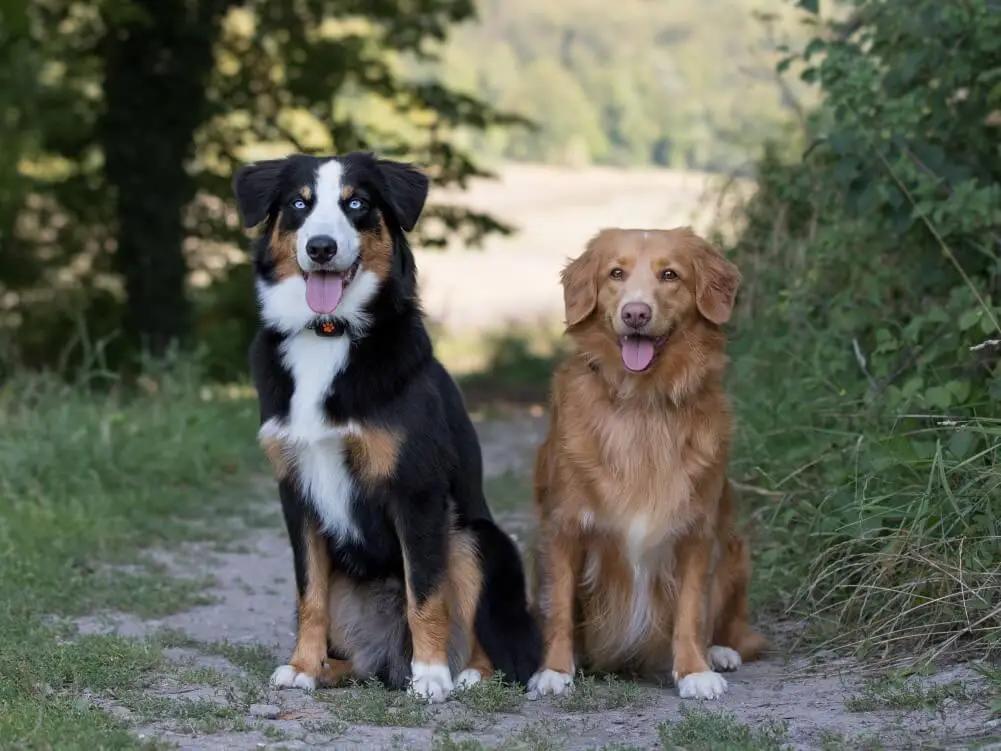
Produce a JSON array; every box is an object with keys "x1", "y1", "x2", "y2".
[{"x1": 528, "y1": 227, "x2": 766, "y2": 701}]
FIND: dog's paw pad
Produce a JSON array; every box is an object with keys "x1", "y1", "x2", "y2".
[
  {"x1": 456, "y1": 669, "x2": 483, "y2": 689},
  {"x1": 677, "y1": 670, "x2": 728, "y2": 700},
  {"x1": 527, "y1": 669, "x2": 573, "y2": 699},
  {"x1": 270, "y1": 664, "x2": 316, "y2": 690},
  {"x1": 409, "y1": 662, "x2": 453, "y2": 703},
  {"x1": 709, "y1": 646, "x2": 742, "y2": 672}
]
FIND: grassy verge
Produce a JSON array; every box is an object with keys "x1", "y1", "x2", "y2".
[
  {"x1": 727, "y1": 328, "x2": 1001, "y2": 664},
  {"x1": 657, "y1": 708, "x2": 789, "y2": 751},
  {"x1": 844, "y1": 672, "x2": 976, "y2": 713},
  {"x1": 0, "y1": 363, "x2": 262, "y2": 747}
]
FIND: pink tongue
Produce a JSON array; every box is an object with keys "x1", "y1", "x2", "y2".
[
  {"x1": 621, "y1": 336, "x2": 655, "y2": 372},
  {"x1": 305, "y1": 272, "x2": 344, "y2": 314}
]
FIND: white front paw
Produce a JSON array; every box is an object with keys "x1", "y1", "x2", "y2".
[
  {"x1": 455, "y1": 668, "x2": 483, "y2": 689},
  {"x1": 677, "y1": 670, "x2": 728, "y2": 700},
  {"x1": 527, "y1": 669, "x2": 574, "y2": 699},
  {"x1": 709, "y1": 646, "x2": 742, "y2": 672},
  {"x1": 270, "y1": 664, "x2": 316, "y2": 690},
  {"x1": 409, "y1": 662, "x2": 453, "y2": 703}
]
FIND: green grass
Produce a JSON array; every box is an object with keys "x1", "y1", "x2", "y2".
[
  {"x1": 726, "y1": 319, "x2": 1001, "y2": 663},
  {"x1": 314, "y1": 678, "x2": 432, "y2": 727},
  {"x1": 484, "y1": 471, "x2": 533, "y2": 514},
  {"x1": 553, "y1": 673, "x2": 650, "y2": 713},
  {"x1": 432, "y1": 718, "x2": 576, "y2": 751},
  {"x1": 657, "y1": 709, "x2": 789, "y2": 751},
  {"x1": 974, "y1": 663, "x2": 1001, "y2": 716},
  {"x1": 122, "y1": 695, "x2": 247, "y2": 734},
  {"x1": 816, "y1": 731, "x2": 885, "y2": 751},
  {"x1": 0, "y1": 365, "x2": 262, "y2": 747},
  {"x1": 845, "y1": 674, "x2": 975, "y2": 712},
  {"x1": 454, "y1": 672, "x2": 526, "y2": 714}
]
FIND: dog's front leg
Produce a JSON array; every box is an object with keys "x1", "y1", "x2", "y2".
[
  {"x1": 671, "y1": 523, "x2": 726, "y2": 700},
  {"x1": 397, "y1": 491, "x2": 454, "y2": 703},
  {"x1": 272, "y1": 482, "x2": 331, "y2": 690},
  {"x1": 528, "y1": 523, "x2": 583, "y2": 698}
]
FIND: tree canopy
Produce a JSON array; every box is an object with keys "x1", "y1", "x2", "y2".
[{"x1": 1, "y1": 0, "x2": 521, "y2": 377}]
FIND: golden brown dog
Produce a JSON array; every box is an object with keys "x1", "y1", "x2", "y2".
[{"x1": 528, "y1": 227, "x2": 766, "y2": 700}]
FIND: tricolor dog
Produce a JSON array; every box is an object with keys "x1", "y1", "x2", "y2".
[{"x1": 233, "y1": 151, "x2": 541, "y2": 702}]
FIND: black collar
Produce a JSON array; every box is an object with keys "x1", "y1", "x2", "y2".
[{"x1": 306, "y1": 317, "x2": 347, "y2": 338}]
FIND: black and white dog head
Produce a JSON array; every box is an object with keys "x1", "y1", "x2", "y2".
[{"x1": 232, "y1": 152, "x2": 430, "y2": 334}]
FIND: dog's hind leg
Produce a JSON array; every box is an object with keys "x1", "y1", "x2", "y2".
[{"x1": 710, "y1": 533, "x2": 768, "y2": 667}]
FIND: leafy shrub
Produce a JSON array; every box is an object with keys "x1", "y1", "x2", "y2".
[{"x1": 725, "y1": 0, "x2": 1001, "y2": 661}]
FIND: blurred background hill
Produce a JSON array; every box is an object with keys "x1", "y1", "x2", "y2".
[{"x1": 437, "y1": 0, "x2": 817, "y2": 170}]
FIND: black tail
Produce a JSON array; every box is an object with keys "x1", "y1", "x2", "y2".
[{"x1": 470, "y1": 518, "x2": 543, "y2": 687}]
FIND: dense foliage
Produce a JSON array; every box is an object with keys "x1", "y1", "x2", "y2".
[
  {"x1": 725, "y1": 0, "x2": 1001, "y2": 659},
  {"x1": 0, "y1": 0, "x2": 519, "y2": 377}
]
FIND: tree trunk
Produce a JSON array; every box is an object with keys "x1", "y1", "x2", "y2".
[{"x1": 99, "y1": 0, "x2": 232, "y2": 357}]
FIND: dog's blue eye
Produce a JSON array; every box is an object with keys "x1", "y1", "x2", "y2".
[
  {"x1": 348, "y1": 198, "x2": 364, "y2": 211},
  {"x1": 292, "y1": 199, "x2": 307, "y2": 210}
]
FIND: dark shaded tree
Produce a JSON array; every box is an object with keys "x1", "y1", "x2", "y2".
[
  {"x1": 2, "y1": 0, "x2": 524, "y2": 374},
  {"x1": 99, "y1": 0, "x2": 236, "y2": 354}
]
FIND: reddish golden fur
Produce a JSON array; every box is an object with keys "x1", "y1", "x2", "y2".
[{"x1": 533, "y1": 227, "x2": 766, "y2": 683}]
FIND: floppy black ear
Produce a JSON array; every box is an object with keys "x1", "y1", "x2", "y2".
[
  {"x1": 375, "y1": 158, "x2": 430, "y2": 233},
  {"x1": 232, "y1": 158, "x2": 286, "y2": 230}
]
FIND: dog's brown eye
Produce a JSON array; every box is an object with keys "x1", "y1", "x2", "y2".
[
  {"x1": 661, "y1": 269, "x2": 678, "y2": 281},
  {"x1": 610, "y1": 267, "x2": 624, "y2": 280}
]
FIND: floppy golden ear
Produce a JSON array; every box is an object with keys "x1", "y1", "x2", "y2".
[
  {"x1": 560, "y1": 241, "x2": 602, "y2": 327},
  {"x1": 693, "y1": 236, "x2": 742, "y2": 325}
]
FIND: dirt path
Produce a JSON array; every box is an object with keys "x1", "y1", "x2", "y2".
[{"x1": 75, "y1": 416, "x2": 997, "y2": 750}]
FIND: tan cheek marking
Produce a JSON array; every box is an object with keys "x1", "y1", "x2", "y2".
[
  {"x1": 360, "y1": 218, "x2": 393, "y2": 281},
  {"x1": 270, "y1": 213, "x2": 301, "y2": 281},
  {"x1": 344, "y1": 427, "x2": 401, "y2": 486}
]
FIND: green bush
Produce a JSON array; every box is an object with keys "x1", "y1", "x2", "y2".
[{"x1": 726, "y1": 0, "x2": 1001, "y2": 661}]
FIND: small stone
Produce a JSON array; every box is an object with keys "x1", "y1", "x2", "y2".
[{"x1": 249, "y1": 703, "x2": 281, "y2": 720}]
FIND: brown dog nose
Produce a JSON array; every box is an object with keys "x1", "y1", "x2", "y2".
[{"x1": 621, "y1": 302, "x2": 652, "y2": 329}]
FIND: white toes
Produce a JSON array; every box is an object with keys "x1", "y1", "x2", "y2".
[
  {"x1": 527, "y1": 669, "x2": 574, "y2": 699},
  {"x1": 677, "y1": 670, "x2": 728, "y2": 700},
  {"x1": 270, "y1": 664, "x2": 316, "y2": 690},
  {"x1": 455, "y1": 668, "x2": 483, "y2": 689},
  {"x1": 408, "y1": 662, "x2": 453, "y2": 703},
  {"x1": 709, "y1": 646, "x2": 742, "y2": 672}
]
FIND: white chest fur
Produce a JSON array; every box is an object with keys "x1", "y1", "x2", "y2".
[{"x1": 260, "y1": 332, "x2": 359, "y2": 540}]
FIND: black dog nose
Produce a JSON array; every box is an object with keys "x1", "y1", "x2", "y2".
[
  {"x1": 621, "y1": 302, "x2": 652, "y2": 329},
  {"x1": 306, "y1": 235, "x2": 337, "y2": 264}
]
